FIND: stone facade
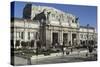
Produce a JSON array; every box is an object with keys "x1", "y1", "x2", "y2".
[{"x1": 11, "y1": 4, "x2": 97, "y2": 48}]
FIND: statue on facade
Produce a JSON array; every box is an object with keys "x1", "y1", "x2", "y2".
[
  {"x1": 47, "y1": 12, "x2": 51, "y2": 20},
  {"x1": 33, "y1": 9, "x2": 46, "y2": 23},
  {"x1": 75, "y1": 17, "x2": 79, "y2": 23}
]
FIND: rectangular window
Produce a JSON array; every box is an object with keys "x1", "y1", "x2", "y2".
[
  {"x1": 28, "y1": 32, "x2": 30, "y2": 40},
  {"x1": 21, "y1": 32, "x2": 24, "y2": 39},
  {"x1": 72, "y1": 19, "x2": 74, "y2": 23},
  {"x1": 80, "y1": 34, "x2": 83, "y2": 38},
  {"x1": 19, "y1": 32, "x2": 20, "y2": 38},
  {"x1": 35, "y1": 32, "x2": 38, "y2": 39}
]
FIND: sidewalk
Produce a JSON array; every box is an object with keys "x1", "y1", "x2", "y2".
[
  {"x1": 31, "y1": 49, "x2": 89, "y2": 60},
  {"x1": 14, "y1": 49, "x2": 97, "y2": 65},
  {"x1": 31, "y1": 52, "x2": 62, "y2": 60}
]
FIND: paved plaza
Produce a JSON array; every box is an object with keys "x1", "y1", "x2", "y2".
[{"x1": 14, "y1": 49, "x2": 97, "y2": 66}]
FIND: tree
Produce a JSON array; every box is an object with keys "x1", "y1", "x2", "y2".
[
  {"x1": 21, "y1": 41, "x2": 27, "y2": 48},
  {"x1": 31, "y1": 40, "x2": 34, "y2": 48},
  {"x1": 15, "y1": 40, "x2": 20, "y2": 47}
]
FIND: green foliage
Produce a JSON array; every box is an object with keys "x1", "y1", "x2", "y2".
[{"x1": 15, "y1": 40, "x2": 20, "y2": 47}]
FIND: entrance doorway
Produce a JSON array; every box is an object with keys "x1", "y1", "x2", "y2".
[
  {"x1": 52, "y1": 32, "x2": 58, "y2": 46},
  {"x1": 63, "y1": 33, "x2": 68, "y2": 46},
  {"x1": 72, "y1": 34, "x2": 76, "y2": 45}
]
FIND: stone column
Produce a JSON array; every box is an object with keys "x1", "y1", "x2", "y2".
[
  {"x1": 49, "y1": 29, "x2": 52, "y2": 47},
  {"x1": 19, "y1": 32, "x2": 22, "y2": 48},
  {"x1": 46, "y1": 29, "x2": 49, "y2": 48},
  {"x1": 68, "y1": 31, "x2": 72, "y2": 46},
  {"x1": 70, "y1": 32, "x2": 72, "y2": 46},
  {"x1": 77, "y1": 31, "x2": 80, "y2": 46},
  {"x1": 14, "y1": 31, "x2": 16, "y2": 48},
  {"x1": 61, "y1": 30, "x2": 63, "y2": 44},
  {"x1": 50, "y1": 29, "x2": 52, "y2": 47},
  {"x1": 67, "y1": 32, "x2": 70, "y2": 46},
  {"x1": 59, "y1": 27, "x2": 63, "y2": 45},
  {"x1": 34, "y1": 40, "x2": 37, "y2": 49}
]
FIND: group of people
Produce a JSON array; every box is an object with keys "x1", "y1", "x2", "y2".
[
  {"x1": 53, "y1": 40, "x2": 96, "y2": 56},
  {"x1": 52, "y1": 41, "x2": 72, "y2": 55}
]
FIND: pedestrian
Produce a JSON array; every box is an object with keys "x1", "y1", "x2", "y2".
[
  {"x1": 86, "y1": 45, "x2": 93, "y2": 57},
  {"x1": 60, "y1": 42, "x2": 64, "y2": 55},
  {"x1": 55, "y1": 42, "x2": 58, "y2": 48},
  {"x1": 89, "y1": 45, "x2": 93, "y2": 55},
  {"x1": 27, "y1": 57, "x2": 31, "y2": 65},
  {"x1": 71, "y1": 47, "x2": 73, "y2": 52},
  {"x1": 63, "y1": 47, "x2": 66, "y2": 55}
]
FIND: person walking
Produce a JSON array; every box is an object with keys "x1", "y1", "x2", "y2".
[
  {"x1": 86, "y1": 44, "x2": 94, "y2": 57},
  {"x1": 60, "y1": 42, "x2": 64, "y2": 55},
  {"x1": 27, "y1": 57, "x2": 31, "y2": 65}
]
